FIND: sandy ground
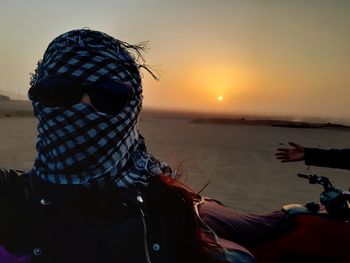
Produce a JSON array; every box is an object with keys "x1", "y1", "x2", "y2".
[{"x1": 1, "y1": 101, "x2": 350, "y2": 213}]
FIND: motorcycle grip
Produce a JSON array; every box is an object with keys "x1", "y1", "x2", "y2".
[{"x1": 297, "y1": 173, "x2": 310, "y2": 179}]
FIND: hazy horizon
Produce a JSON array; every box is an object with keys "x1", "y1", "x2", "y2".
[
  {"x1": 2, "y1": 95, "x2": 350, "y2": 126},
  {"x1": 1, "y1": 0, "x2": 349, "y2": 119}
]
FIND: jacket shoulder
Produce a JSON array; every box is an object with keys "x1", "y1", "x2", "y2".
[
  {"x1": 0, "y1": 167, "x2": 29, "y2": 191},
  {"x1": 0, "y1": 167, "x2": 25, "y2": 175}
]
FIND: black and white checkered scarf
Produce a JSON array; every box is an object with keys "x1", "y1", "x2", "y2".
[{"x1": 29, "y1": 29, "x2": 174, "y2": 188}]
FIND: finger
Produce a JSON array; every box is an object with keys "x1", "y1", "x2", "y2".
[
  {"x1": 275, "y1": 151, "x2": 288, "y2": 155},
  {"x1": 289, "y1": 142, "x2": 299, "y2": 147},
  {"x1": 275, "y1": 153, "x2": 288, "y2": 157},
  {"x1": 275, "y1": 154, "x2": 289, "y2": 158},
  {"x1": 276, "y1": 148, "x2": 289, "y2": 152},
  {"x1": 275, "y1": 153, "x2": 289, "y2": 158},
  {"x1": 276, "y1": 156, "x2": 288, "y2": 160}
]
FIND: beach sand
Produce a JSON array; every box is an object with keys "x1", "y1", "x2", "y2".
[{"x1": 1, "y1": 101, "x2": 350, "y2": 213}]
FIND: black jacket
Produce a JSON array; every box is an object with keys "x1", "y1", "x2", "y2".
[
  {"x1": 0, "y1": 169, "x2": 256, "y2": 263},
  {"x1": 304, "y1": 148, "x2": 350, "y2": 170},
  {"x1": 0, "y1": 168, "x2": 174, "y2": 263}
]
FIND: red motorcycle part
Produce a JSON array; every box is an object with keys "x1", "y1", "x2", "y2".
[{"x1": 250, "y1": 214, "x2": 350, "y2": 263}]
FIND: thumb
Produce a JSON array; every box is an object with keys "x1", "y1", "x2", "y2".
[{"x1": 289, "y1": 142, "x2": 300, "y2": 148}]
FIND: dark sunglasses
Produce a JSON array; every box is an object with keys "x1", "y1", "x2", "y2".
[{"x1": 29, "y1": 75, "x2": 133, "y2": 115}]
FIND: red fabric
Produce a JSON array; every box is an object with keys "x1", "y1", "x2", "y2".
[
  {"x1": 201, "y1": 231, "x2": 253, "y2": 255},
  {"x1": 199, "y1": 199, "x2": 294, "y2": 247},
  {"x1": 250, "y1": 214, "x2": 350, "y2": 263}
]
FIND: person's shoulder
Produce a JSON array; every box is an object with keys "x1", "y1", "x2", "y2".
[
  {"x1": 0, "y1": 167, "x2": 9, "y2": 175},
  {"x1": 0, "y1": 167, "x2": 26, "y2": 176},
  {"x1": 0, "y1": 167, "x2": 28, "y2": 186}
]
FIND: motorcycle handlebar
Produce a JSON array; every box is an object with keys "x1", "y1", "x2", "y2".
[
  {"x1": 297, "y1": 173, "x2": 310, "y2": 179},
  {"x1": 297, "y1": 173, "x2": 333, "y2": 190},
  {"x1": 297, "y1": 173, "x2": 349, "y2": 216}
]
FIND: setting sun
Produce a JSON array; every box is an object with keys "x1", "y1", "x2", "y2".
[{"x1": 218, "y1": 96, "x2": 224, "y2": 101}]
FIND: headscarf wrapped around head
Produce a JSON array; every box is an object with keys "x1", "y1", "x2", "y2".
[{"x1": 29, "y1": 29, "x2": 174, "y2": 188}]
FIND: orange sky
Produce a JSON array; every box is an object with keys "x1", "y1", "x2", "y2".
[{"x1": 0, "y1": 0, "x2": 349, "y2": 119}]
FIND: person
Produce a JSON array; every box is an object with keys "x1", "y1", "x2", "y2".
[
  {"x1": 0, "y1": 29, "x2": 256, "y2": 263},
  {"x1": 275, "y1": 142, "x2": 350, "y2": 170}
]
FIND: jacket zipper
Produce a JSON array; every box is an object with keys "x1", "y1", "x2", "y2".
[{"x1": 140, "y1": 208, "x2": 152, "y2": 263}]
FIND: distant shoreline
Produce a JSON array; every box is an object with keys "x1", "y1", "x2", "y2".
[
  {"x1": 1, "y1": 97, "x2": 349, "y2": 129},
  {"x1": 190, "y1": 118, "x2": 350, "y2": 130},
  {"x1": 0, "y1": 100, "x2": 33, "y2": 118}
]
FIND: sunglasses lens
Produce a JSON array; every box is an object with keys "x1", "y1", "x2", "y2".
[
  {"x1": 30, "y1": 76, "x2": 132, "y2": 114},
  {"x1": 86, "y1": 81, "x2": 131, "y2": 115},
  {"x1": 31, "y1": 75, "x2": 83, "y2": 107}
]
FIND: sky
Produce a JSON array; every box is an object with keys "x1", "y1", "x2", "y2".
[{"x1": 0, "y1": 0, "x2": 349, "y2": 119}]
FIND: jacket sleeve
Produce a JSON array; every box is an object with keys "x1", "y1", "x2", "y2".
[{"x1": 304, "y1": 148, "x2": 350, "y2": 170}]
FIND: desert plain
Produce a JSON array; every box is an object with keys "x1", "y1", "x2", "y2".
[{"x1": 1, "y1": 99, "x2": 350, "y2": 213}]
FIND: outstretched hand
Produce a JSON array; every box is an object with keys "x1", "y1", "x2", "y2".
[{"x1": 275, "y1": 142, "x2": 305, "y2": 162}]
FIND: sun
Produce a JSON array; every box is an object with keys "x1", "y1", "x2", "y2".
[{"x1": 218, "y1": 96, "x2": 224, "y2": 101}]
